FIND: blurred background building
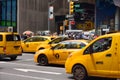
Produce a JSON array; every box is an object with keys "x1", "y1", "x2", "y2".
[
  {"x1": 0, "y1": 0, "x2": 120, "y2": 35},
  {"x1": 0, "y1": 0, "x2": 95, "y2": 35}
]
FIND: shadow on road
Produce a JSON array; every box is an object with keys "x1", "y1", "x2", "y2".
[
  {"x1": 67, "y1": 76, "x2": 116, "y2": 80},
  {"x1": 36, "y1": 64, "x2": 64, "y2": 68}
]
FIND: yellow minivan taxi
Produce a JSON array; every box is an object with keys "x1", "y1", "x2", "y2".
[
  {"x1": 65, "y1": 32, "x2": 120, "y2": 80},
  {"x1": 0, "y1": 32, "x2": 22, "y2": 60}
]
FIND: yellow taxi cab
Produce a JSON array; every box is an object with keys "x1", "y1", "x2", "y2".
[
  {"x1": 65, "y1": 32, "x2": 120, "y2": 80},
  {"x1": 34, "y1": 40, "x2": 88, "y2": 65},
  {"x1": 0, "y1": 32, "x2": 22, "y2": 60},
  {"x1": 21, "y1": 36, "x2": 54, "y2": 52},
  {"x1": 36, "y1": 36, "x2": 70, "y2": 51}
]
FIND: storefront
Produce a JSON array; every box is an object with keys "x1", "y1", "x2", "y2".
[{"x1": 96, "y1": 0, "x2": 117, "y2": 34}]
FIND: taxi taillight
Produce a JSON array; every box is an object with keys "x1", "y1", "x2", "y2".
[{"x1": 3, "y1": 46, "x2": 6, "y2": 52}]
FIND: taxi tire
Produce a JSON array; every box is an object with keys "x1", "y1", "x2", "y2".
[
  {"x1": 38, "y1": 55, "x2": 48, "y2": 66},
  {"x1": 72, "y1": 64, "x2": 88, "y2": 80},
  {"x1": 10, "y1": 56, "x2": 17, "y2": 60},
  {"x1": 38, "y1": 47, "x2": 44, "y2": 50}
]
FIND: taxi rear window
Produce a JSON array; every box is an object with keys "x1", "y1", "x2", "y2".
[
  {"x1": 6, "y1": 35, "x2": 20, "y2": 41},
  {"x1": 0, "y1": 35, "x2": 3, "y2": 41}
]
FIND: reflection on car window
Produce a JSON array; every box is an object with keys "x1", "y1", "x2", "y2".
[
  {"x1": 92, "y1": 38, "x2": 112, "y2": 53},
  {"x1": 51, "y1": 38, "x2": 62, "y2": 44},
  {"x1": 6, "y1": 35, "x2": 20, "y2": 41},
  {"x1": 70, "y1": 42, "x2": 86, "y2": 49},
  {"x1": 84, "y1": 37, "x2": 112, "y2": 54},
  {"x1": 24, "y1": 37, "x2": 48, "y2": 42},
  {"x1": 53, "y1": 44, "x2": 64, "y2": 49},
  {"x1": 0, "y1": 35, "x2": 2, "y2": 41}
]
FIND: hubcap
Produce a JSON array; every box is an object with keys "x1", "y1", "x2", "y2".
[{"x1": 74, "y1": 67, "x2": 85, "y2": 80}]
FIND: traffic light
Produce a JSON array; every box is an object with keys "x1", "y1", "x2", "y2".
[
  {"x1": 69, "y1": 1, "x2": 74, "y2": 14},
  {"x1": 70, "y1": 1, "x2": 84, "y2": 14}
]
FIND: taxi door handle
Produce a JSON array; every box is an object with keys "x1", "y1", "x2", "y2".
[
  {"x1": 106, "y1": 54, "x2": 111, "y2": 57},
  {"x1": 96, "y1": 61, "x2": 103, "y2": 64}
]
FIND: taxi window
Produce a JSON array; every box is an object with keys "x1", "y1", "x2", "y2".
[
  {"x1": 53, "y1": 44, "x2": 69, "y2": 49},
  {"x1": 69, "y1": 42, "x2": 86, "y2": 49},
  {"x1": 25, "y1": 37, "x2": 48, "y2": 42},
  {"x1": 6, "y1": 35, "x2": 20, "y2": 41},
  {"x1": 92, "y1": 38, "x2": 112, "y2": 53},
  {"x1": 50, "y1": 38, "x2": 62, "y2": 44},
  {"x1": 33, "y1": 37, "x2": 47, "y2": 41},
  {"x1": 0, "y1": 35, "x2": 3, "y2": 41},
  {"x1": 50, "y1": 37, "x2": 70, "y2": 44},
  {"x1": 70, "y1": 44, "x2": 78, "y2": 49},
  {"x1": 84, "y1": 37, "x2": 112, "y2": 54}
]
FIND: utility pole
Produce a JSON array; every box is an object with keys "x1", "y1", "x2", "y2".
[
  {"x1": 68, "y1": 0, "x2": 72, "y2": 30},
  {"x1": 48, "y1": 0, "x2": 56, "y2": 31}
]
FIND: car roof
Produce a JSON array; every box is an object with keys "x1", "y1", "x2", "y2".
[
  {"x1": 59, "y1": 40, "x2": 88, "y2": 45},
  {"x1": 0, "y1": 32, "x2": 19, "y2": 35}
]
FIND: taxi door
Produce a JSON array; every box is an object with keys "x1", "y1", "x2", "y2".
[
  {"x1": 58, "y1": 49, "x2": 78, "y2": 65},
  {"x1": 117, "y1": 36, "x2": 120, "y2": 77},
  {"x1": 0, "y1": 35, "x2": 4, "y2": 53},
  {"x1": 53, "y1": 44, "x2": 70, "y2": 65},
  {"x1": 22, "y1": 37, "x2": 49, "y2": 52},
  {"x1": 85, "y1": 36, "x2": 119, "y2": 76},
  {"x1": 22, "y1": 37, "x2": 35, "y2": 52},
  {"x1": 50, "y1": 44, "x2": 68, "y2": 64}
]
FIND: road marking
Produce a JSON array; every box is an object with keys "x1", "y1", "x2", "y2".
[
  {"x1": 0, "y1": 61, "x2": 63, "y2": 70},
  {"x1": 17, "y1": 59, "x2": 33, "y2": 61},
  {"x1": 0, "y1": 72, "x2": 52, "y2": 80},
  {"x1": 24, "y1": 59, "x2": 33, "y2": 61},
  {"x1": 0, "y1": 62, "x2": 6, "y2": 63},
  {"x1": 14, "y1": 68, "x2": 62, "y2": 75}
]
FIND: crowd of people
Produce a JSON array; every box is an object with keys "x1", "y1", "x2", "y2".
[
  {"x1": 21, "y1": 30, "x2": 98, "y2": 41},
  {"x1": 62, "y1": 32, "x2": 98, "y2": 40}
]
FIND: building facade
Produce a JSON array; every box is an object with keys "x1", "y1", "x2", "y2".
[
  {"x1": 18, "y1": 0, "x2": 69, "y2": 34},
  {"x1": 3, "y1": 0, "x2": 120, "y2": 35},
  {"x1": 0, "y1": 0, "x2": 95, "y2": 34},
  {"x1": 0, "y1": 0, "x2": 17, "y2": 32},
  {"x1": 18, "y1": 0, "x2": 95, "y2": 34}
]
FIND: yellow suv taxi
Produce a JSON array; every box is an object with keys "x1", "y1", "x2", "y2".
[
  {"x1": 0, "y1": 32, "x2": 22, "y2": 60},
  {"x1": 21, "y1": 36, "x2": 54, "y2": 52},
  {"x1": 34, "y1": 40, "x2": 88, "y2": 65},
  {"x1": 65, "y1": 32, "x2": 120, "y2": 80},
  {"x1": 36, "y1": 36, "x2": 70, "y2": 51}
]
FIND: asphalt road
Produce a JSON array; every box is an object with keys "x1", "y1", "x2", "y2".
[{"x1": 0, "y1": 53, "x2": 118, "y2": 80}]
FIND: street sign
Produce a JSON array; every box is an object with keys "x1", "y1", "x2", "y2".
[
  {"x1": 68, "y1": 17, "x2": 74, "y2": 21},
  {"x1": 49, "y1": 6, "x2": 54, "y2": 20},
  {"x1": 66, "y1": 14, "x2": 73, "y2": 18},
  {"x1": 68, "y1": 0, "x2": 78, "y2": 2}
]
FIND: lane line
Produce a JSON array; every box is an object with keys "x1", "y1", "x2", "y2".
[
  {"x1": 0, "y1": 72, "x2": 52, "y2": 80},
  {"x1": 16, "y1": 59, "x2": 33, "y2": 61},
  {"x1": 14, "y1": 68, "x2": 62, "y2": 75},
  {"x1": 0, "y1": 61, "x2": 63, "y2": 70}
]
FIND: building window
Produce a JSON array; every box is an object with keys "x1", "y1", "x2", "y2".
[{"x1": 0, "y1": 0, "x2": 17, "y2": 27}]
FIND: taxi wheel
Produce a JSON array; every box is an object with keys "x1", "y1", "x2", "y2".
[
  {"x1": 72, "y1": 64, "x2": 88, "y2": 80},
  {"x1": 38, "y1": 47, "x2": 44, "y2": 50},
  {"x1": 38, "y1": 55, "x2": 48, "y2": 66},
  {"x1": 10, "y1": 56, "x2": 17, "y2": 60}
]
